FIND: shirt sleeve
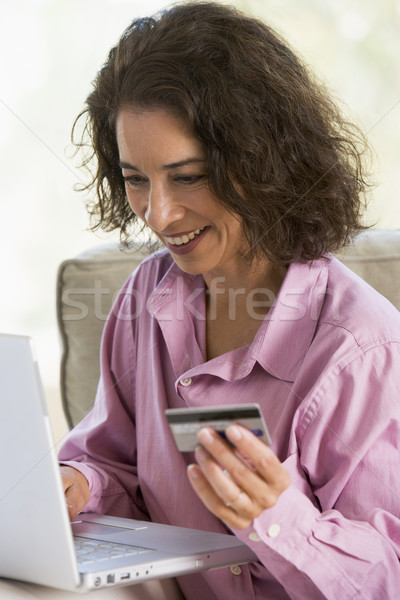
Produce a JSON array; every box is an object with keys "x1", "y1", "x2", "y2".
[
  {"x1": 233, "y1": 341, "x2": 400, "y2": 599},
  {"x1": 58, "y1": 276, "x2": 150, "y2": 521}
]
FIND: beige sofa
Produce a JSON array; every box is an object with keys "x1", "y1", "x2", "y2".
[{"x1": 57, "y1": 228, "x2": 400, "y2": 429}]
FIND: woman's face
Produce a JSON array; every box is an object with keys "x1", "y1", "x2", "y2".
[{"x1": 116, "y1": 108, "x2": 248, "y2": 280}]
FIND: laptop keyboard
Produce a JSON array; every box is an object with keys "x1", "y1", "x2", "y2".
[{"x1": 74, "y1": 537, "x2": 151, "y2": 565}]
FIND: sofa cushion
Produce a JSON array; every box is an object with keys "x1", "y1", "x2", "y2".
[
  {"x1": 57, "y1": 230, "x2": 400, "y2": 428},
  {"x1": 335, "y1": 229, "x2": 400, "y2": 309},
  {"x1": 57, "y1": 243, "x2": 150, "y2": 427}
]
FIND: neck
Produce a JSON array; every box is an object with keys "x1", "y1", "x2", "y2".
[{"x1": 204, "y1": 257, "x2": 287, "y2": 321}]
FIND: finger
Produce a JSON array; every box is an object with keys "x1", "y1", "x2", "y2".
[
  {"x1": 60, "y1": 466, "x2": 90, "y2": 521},
  {"x1": 64, "y1": 487, "x2": 84, "y2": 521},
  {"x1": 197, "y1": 427, "x2": 265, "y2": 495},
  {"x1": 60, "y1": 467, "x2": 79, "y2": 520},
  {"x1": 194, "y1": 445, "x2": 265, "y2": 524},
  {"x1": 187, "y1": 463, "x2": 252, "y2": 529},
  {"x1": 65, "y1": 502, "x2": 78, "y2": 522},
  {"x1": 194, "y1": 445, "x2": 256, "y2": 516},
  {"x1": 226, "y1": 425, "x2": 291, "y2": 494},
  {"x1": 197, "y1": 426, "x2": 290, "y2": 510}
]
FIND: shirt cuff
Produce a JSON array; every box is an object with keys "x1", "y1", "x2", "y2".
[{"x1": 233, "y1": 482, "x2": 319, "y2": 557}]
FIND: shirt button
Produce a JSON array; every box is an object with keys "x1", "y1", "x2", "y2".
[
  {"x1": 230, "y1": 565, "x2": 242, "y2": 576},
  {"x1": 249, "y1": 532, "x2": 261, "y2": 542},
  {"x1": 267, "y1": 524, "x2": 280, "y2": 538},
  {"x1": 179, "y1": 377, "x2": 192, "y2": 387}
]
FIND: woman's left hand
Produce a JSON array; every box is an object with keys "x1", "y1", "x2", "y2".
[{"x1": 187, "y1": 424, "x2": 290, "y2": 529}]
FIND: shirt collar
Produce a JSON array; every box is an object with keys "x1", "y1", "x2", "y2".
[
  {"x1": 146, "y1": 260, "x2": 207, "y2": 376},
  {"x1": 146, "y1": 255, "x2": 329, "y2": 383},
  {"x1": 254, "y1": 258, "x2": 329, "y2": 382}
]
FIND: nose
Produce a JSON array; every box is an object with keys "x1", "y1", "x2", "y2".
[{"x1": 144, "y1": 182, "x2": 185, "y2": 233}]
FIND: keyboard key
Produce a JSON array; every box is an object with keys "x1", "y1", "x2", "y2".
[{"x1": 74, "y1": 537, "x2": 150, "y2": 566}]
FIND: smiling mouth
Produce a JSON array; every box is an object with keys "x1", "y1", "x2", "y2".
[{"x1": 164, "y1": 226, "x2": 207, "y2": 246}]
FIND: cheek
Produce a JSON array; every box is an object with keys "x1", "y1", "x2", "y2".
[{"x1": 225, "y1": 216, "x2": 247, "y2": 248}]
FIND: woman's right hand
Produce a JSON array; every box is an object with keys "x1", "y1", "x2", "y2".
[{"x1": 60, "y1": 465, "x2": 91, "y2": 521}]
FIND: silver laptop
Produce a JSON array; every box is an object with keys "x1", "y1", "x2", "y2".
[{"x1": 0, "y1": 334, "x2": 256, "y2": 592}]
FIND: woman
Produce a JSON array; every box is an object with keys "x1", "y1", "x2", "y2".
[{"x1": 59, "y1": 2, "x2": 400, "y2": 598}]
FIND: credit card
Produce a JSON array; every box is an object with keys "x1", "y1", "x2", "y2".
[{"x1": 165, "y1": 403, "x2": 271, "y2": 452}]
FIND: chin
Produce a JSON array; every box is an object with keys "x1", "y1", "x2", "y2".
[{"x1": 170, "y1": 255, "x2": 208, "y2": 277}]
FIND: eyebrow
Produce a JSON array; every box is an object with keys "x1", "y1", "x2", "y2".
[{"x1": 119, "y1": 158, "x2": 206, "y2": 171}]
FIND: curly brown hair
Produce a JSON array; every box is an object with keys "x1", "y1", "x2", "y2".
[{"x1": 73, "y1": 1, "x2": 371, "y2": 263}]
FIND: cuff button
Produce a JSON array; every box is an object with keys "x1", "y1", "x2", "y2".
[{"x1": 267, "y1": 524, "x2": 280, "y2": 538}]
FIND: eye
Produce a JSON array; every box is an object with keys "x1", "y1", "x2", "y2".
[
  {"x1": 123, "y1": 175, "x2": 148, "y2": 188},
  {"x1": 174, "y1": 174, "x2": 206, "y2": 185}
]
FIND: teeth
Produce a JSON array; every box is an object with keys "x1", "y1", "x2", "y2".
[{"x1": 165, "y1": 227, "x2": 205, "y2": 246}]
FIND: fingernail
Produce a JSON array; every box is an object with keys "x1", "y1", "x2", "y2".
[
  {"x1": 227, "y1": 425, "x2": 242, "y2": 442},
  {"x1": 187, "y1": 464, "x2": 199, "y2": 479},
  {"x1": 197, "y1": 427, "x2": 214, "y2": 445},
  {"x1": 195, "y1": 445, "x2": 208, "y2": 463}
]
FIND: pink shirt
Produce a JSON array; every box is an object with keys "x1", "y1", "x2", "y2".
[{"x1": 59, "y1": 250, "x2": 400, "y2": 599}]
